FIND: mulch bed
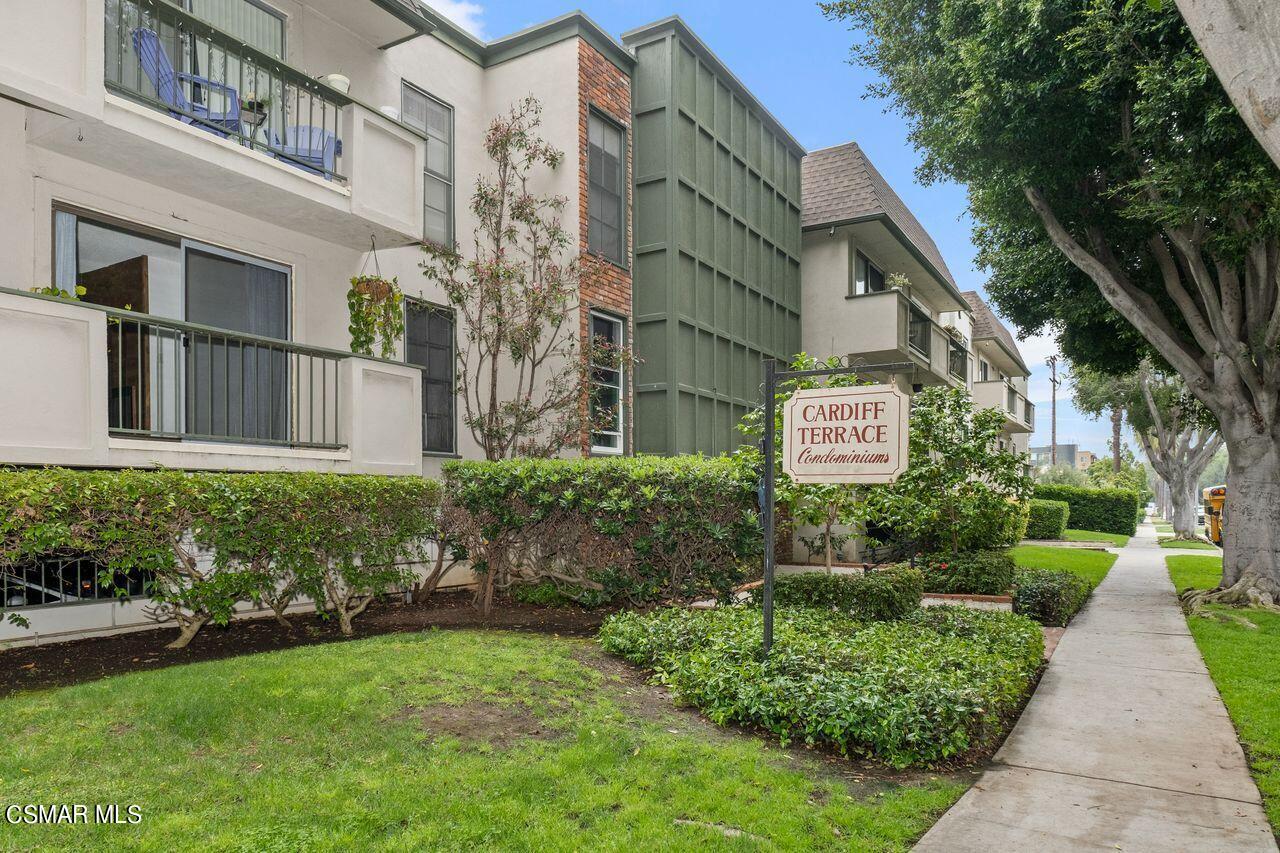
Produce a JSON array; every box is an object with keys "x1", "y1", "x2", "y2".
[{"x1": 0, "y1": 590, "x2": 612, "y2": 697}]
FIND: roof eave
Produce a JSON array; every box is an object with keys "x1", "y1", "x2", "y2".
[
  {"x1": 802, "y1": 213, "x2": 967, "y2": 312},
  {"x1": 976, "y1": 335, "x2": 1031, "y2": 376}
]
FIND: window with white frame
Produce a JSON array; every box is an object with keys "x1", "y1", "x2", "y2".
[
  {"x1": 588, "y1": 111, "x2": 626, "y2": 266},
  {"x1": 589, "y1": 312, "x2": 625, "y2": 454},
  {"x1": 979, "y1": 359, "x2": 990, "y2": 381},
  {"x1": 853, "y1": 250, "x2": 886, "y2": 295},
  {"x1": 402, "y1": 83, "x2": 453, "y2": 247}
]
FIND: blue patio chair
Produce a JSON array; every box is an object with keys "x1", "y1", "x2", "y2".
[
  {"x1": 132, "y1": 27, "x2": 241, "y2": 137},
  {"x1": 274, "y1": 126, "x2": 342, "y2": 179}
]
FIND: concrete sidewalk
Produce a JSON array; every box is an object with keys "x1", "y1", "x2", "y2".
[{"x1": 915, "y1": 522, "x2": 1276, "y2": 852}]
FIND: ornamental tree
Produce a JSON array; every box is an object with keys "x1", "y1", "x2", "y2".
[
  {"x1": 862, "y1": 386, "x2": 1033, "y2": 554},
  {"x1": 825, "y1": 0, "x2": 1280, "y2": 603},
  {"x1": 420, "y1": 96, "x2": 594, "y2": 460}
]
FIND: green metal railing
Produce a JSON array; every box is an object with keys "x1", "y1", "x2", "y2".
[{"x1": 105, "y1": 0, "x2": 351, "y2": 182}]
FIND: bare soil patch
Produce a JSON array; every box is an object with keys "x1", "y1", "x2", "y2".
[
  {"x1": 395, "y1": 700, "x2": 557, "y2": 750},
  {"x1": 0, "y1": 589, "x2": 611, "y2": 697}
]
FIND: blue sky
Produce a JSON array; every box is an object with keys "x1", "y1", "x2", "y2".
[{"x1": 435, "y1": 0, "x2": 1113, "y2": 455}]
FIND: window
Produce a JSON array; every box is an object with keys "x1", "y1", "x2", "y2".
[
  {"x1": 186, "y1": 0, "x2": 286, "y2": 57},
  {"x1": 405, "y1": 299, "x2": 456, "y2": 454},
  {"x1": 402, "y1": 84, "x2": 453, "y2": 246},
  {"x1": 589, "y1": 312, "x2": 625, "y2": 454},
  {"x1": 853, "y1": 251, "x2": 886, "y2": 295},
  {"x1": 588, "y1": 111, "x2": 626, "y2": 266},
  {"x1": 979, "y1": 359, "x2": 990, "y2": 382},
  {"x1": 54, "y1": 207, "x2": 291, "y2": 443}
]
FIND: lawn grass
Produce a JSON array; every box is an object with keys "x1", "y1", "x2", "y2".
[
  {"x1": 1159, "y1": 538, "x2": 1220, "y2": 550},
  {"x1": 1009, "y1": 544, "x2": 1118, "y2": 589},
  {"x1": 1167, "y1": 554, "x2": 1280, "y2": 831},
  {"x1": 0, "y1": 630, "x2": 967, "y2": 851},
  {"x1": 1063, "y1": 528, "x2": 1131, "y2": 547}
]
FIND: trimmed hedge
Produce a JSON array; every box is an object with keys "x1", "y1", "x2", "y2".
[
  {"x1": 918, "y1": 550, "x2": 1016, "y2": 596},
  {"x1": 0, "y1": 469, "x2": 440, "y2": 644},
  {"x1": 1033, "y1": 484, "x2": 1141, "y2": 536},
  {"x1": 1026, "y1": 499, "x2": 1070, "y2": 540},
  {"x1": 1012, "y1": 568, "x2": 1092, "y2": 627},
  {"x1": 750, "y1": 566, "x2": 924, "y2": 621},
  {"x1": 598, "y1": 604, "x2": 1043, "y2": 767},
  {"x1": 443, "y1": 456, "x2": 759, "y2": 607}
]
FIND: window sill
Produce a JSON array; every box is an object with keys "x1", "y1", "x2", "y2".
[{"x1": 421, "y1": 451, "x2": 461, "y2": 460}]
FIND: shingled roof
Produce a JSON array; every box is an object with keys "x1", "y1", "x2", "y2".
[
  {"x1": 962, "y1": 291, "x2": 1030, "y2": 374},
  {"x1": 801, "y1": 141, "x2": 958, "y2": 295}
]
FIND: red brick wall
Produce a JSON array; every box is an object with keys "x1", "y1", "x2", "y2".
[{"x1": 577, "y1": 38, "x2": 633, "y2": 456}]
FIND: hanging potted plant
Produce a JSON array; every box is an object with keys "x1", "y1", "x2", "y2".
[{"x1": 348, "y1": 273, "x2": 404, "y2": 359}]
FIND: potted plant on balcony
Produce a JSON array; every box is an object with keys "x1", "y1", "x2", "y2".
[
  {"x1": 348, "y1": 274, "x2": 404, "y2": 359},
  {"x1": 239, "y1": 92, "x2": 270, "y2": 130}
]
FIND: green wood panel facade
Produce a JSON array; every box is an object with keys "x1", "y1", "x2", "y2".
[{"x1": 626, "y1": 22, "x2": 803, "y2": 456}]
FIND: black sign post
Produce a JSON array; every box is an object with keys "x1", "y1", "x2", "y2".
[{"x1": 759, "y1": 358, "x2": 916, "y2": 655}]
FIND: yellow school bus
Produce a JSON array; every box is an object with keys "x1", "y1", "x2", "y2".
[{"x1": 1203, "y1": 485, "x2": 1226, "y2": 546}]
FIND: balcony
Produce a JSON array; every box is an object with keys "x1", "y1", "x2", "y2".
[
  {"x1": 972, "y1": 379, "x2": 1033, "y2": 433},
  {"x1": 0, "y1": 288, "x2": 424, "y2": 474},
  {"x1": 4, "y1": 0, "x2": 427, "y2": 249},
  {"x1": 839, "y1": 290, "x2": 965, "y2": 388}
]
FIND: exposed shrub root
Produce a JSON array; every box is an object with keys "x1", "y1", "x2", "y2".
[{"x1": 1181, "y1": 571, "x2": 1280, "y2": 617}]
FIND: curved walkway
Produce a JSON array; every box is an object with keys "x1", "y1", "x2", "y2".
[{"x1": 915, "y1": 522, "x2": 1276, "y2": 851}]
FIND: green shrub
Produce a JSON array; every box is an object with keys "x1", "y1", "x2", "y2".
[
  {"x1": 1033, "y1": 484, "x2": 1141, "y2": 536},
  {"x1": 918, "y1": 550, "x2": 1016, "y2": 596},
  {"x1": 598, "y1": 604, "x2": 1043, "y2": 767},
  {"x1": 751, "y1": 566, "x2": 923, "y2": 621},
  {"x1": 0, "y1": 469, "x2": 440, "y2": 646},
  {"x1": 1012, "y1": 568, "x2": 1093, "y2": 627},
  {"x1": 443, "y1": 456, "x2": 759, "y2": 608},
  {"x1": 510, "y1": 581, "x2": 571, "y2": 607},
  {"x1": 1026, "y1": 499, "x2": 1070, "y2": 540}
]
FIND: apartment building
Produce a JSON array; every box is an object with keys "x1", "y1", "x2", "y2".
[
  {"x1": 0, "y1": 2, "x2": 1036, "y2": 638},
  {"x1": 624, "y1": 18, "x2": 804, "y2": 456},
  {"x1": 962, "y1": 291, "x2": 1034, "y2": 455},
  {"x1": 1032, "y1": 444, "x2": 1081, "y2": 469},
  {"x1": 799, "y1": 142, "x2": 972, "y2": 393},
  {"x1": 0, "y1": 0, "x2": 635, "y2": 480}
]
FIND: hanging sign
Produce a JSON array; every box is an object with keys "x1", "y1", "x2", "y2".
[{"x1": 781, "y1": 384, "x2": 910, "y2": 483}]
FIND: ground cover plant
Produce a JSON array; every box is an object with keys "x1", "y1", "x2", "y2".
[
  {"x1": 0, "y1": 630, "x2": 968, "y2": 851},
  {"x1": 1064, "y1": 529, "x2": 1131, "y2": 547},
  {"x1": 599, "y1": 605, "x2": 1043, "y2": 768},
  {"x1": 1012, "y1": 569, "x2": 1092, "y2": 627},
  {"x1": 916, "y1": 550, "x2": 1016, "y2": 596},
  {"x1": 443, "y1": 455, "x2": 759, "y2": 613},
  {"x1": 1168, "y1": 554, "x2": 1280, "y2": 830},
  {"x1": 752, "y1": 566, "x2": 923, "y2": 621}
]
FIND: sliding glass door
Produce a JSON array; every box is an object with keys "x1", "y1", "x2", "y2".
[{"x1": 184, "y1": 244, "x2": 289, "y2": 443}]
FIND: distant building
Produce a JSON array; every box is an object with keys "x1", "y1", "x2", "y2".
[
  {"x1": 1031, "y1": 444, "x2": 1079, "y2": 470},
  {"x1": 1076, "y1": 450, "x2": 1096, "y2": 471}
]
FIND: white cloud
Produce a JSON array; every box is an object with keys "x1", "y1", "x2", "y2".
[{"x1": 428, "y1": 0, "x2": 487, "y2": 39}]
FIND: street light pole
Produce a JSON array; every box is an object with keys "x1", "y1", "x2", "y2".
[{"x1": 1046, "y1": 355, "x2": 1060, "y2": 466}]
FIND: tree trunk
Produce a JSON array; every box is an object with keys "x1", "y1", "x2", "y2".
[
  {"x1": 165, "y1": 613, "x2": 209, "y2": 650},
  {"x1": 1174, "y1": 0, "x2": 1280, "y2": 172},
  {"x1": 1169, "y1": 478, "x2": 1199, "y2": 540},
  {"x1": 1221, "y1": 432, "x2": 1280, "y2": 589},
  {"x1": 1111, "y1": 408, "x2": 1123, "y2": 471}
]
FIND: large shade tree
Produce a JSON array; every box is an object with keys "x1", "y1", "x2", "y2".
[
  {"x1": 823, "y1": 0, "x2": 1280, "y2": 605},
  {"x1": 1074, "y1": 362, "x2": 1222, "y2": 538},
  {"x1": 1174, "y1": 0, "x2": 1280, "y2": 171}
]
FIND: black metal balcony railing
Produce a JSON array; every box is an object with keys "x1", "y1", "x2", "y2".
[
  {"x1": 105, "y1": 308, "x2": 343, "y2": 449},
  {"x1": 105, "y1": 0, "x2": 350, "y2": 182},
  {"x1": 907, "y1": 305, "x2": 931, "y2": 358}
]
